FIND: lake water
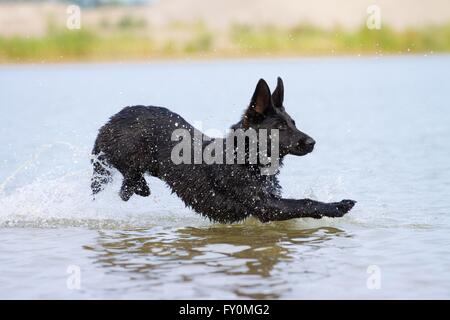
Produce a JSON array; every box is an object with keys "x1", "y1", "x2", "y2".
[{"x1": 1, "y1": 56, "x2": 449, "y2": 299}]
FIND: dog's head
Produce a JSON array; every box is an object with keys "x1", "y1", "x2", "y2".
[{"x1": 236, "y1": 77, "x2": 315, "y2": 157}]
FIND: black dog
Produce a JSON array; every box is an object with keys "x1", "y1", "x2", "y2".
[{"x1": 91, "y1": 77, "x2": 355, "y2": 223}]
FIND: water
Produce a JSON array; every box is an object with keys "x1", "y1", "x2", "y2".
[{"x1": 1, "y1": 56, "x2": 449, "y2": 299}]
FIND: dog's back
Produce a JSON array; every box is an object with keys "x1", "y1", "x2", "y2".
[{"x1": 94, "y1": 106, "x2": 189, "y2": 164}]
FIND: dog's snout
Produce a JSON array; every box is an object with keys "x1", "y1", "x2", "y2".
[{"x1": 305, "y1": 137, "x2": 315, "y2": 147}]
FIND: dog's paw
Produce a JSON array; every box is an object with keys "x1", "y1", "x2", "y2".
[
  {"x1": 335, "y1": 199, "x2": 356, "y2": 216},
  {"x1": 119, "y1": 187, "x2": 133, "y2": 201},
  {"x1": 135, "y1": 185, "x2": 151, "y2": 197},
  {"x1": 324, "y1": 199, "x2": 356, "y2": 218}
]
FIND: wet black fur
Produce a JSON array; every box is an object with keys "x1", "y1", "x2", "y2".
[{"x1": 91, "y1": 78, "x2": 355, "y2": 223}]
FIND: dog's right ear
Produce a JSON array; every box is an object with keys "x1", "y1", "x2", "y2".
[
  {"x1": 272, "y1": 77, "x2": 284, "y2": 109},
  {"x1": 243, "y1": 79, "x2": 273, "y2": 127}
]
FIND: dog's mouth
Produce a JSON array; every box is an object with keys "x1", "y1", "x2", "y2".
[{"x1": 289, "y1": 144, "x2": 314, "y2": 156}]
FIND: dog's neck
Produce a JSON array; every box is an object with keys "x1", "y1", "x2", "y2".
[{"x1": 219, "y1": 121, "x2": 285, "y2": 171}]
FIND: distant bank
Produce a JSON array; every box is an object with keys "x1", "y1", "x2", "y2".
[{"x1": 0, "y1": 0, "x2": 449, "y2": 63}]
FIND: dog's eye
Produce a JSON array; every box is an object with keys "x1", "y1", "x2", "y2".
[{"x1": 292, "y1": 120, "x2": 296, "y2": 126}]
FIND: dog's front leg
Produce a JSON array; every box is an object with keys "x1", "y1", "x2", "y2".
[{"x1": 255, "y1": 198, "x2": 356, "y2": 222}]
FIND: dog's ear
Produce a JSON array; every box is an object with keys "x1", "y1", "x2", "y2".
[
  {"x1": 272, "y1": 77, "x2": 284, "y2": 109},
  {"x1": 244, "y1": 79, "x2": 273, "y2": 127},
  {"x1": 250, "y1": 78, "x2": 272, "y2": 114}
]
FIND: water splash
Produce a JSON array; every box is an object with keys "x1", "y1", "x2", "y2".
[{"x1": 0, "y1": 142, "x2": 202, "y2": 228}]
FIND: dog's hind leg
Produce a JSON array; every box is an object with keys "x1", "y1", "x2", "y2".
[
  {"x1": 91, "y1": 157, "x2": 112, "y2": 197},
  {"x1": 119, "y1": 173, "x2": 150, "y2": 201}
]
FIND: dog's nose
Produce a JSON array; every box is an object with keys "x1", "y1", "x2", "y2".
[{"x1": 305, "y1": 137, "x2": 315, "y2": 147}]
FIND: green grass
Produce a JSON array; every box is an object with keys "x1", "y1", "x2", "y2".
[
  {"x1": 231, "y1": 23, "x2": 450, "y2": 55},
  {"x1": 184, "y1": 28, "x2": 213, "y2": 53},
  {"x1": 1, "y1": 23, "x2": 449, "y2": 63},
  {"x1": 0, "y1": 29, "x2": 97, "y2": 61}
]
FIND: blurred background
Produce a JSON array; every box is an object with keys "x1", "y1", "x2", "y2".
[{"x1": 0, "y1": 0, "x2": 449, "y2": 63}]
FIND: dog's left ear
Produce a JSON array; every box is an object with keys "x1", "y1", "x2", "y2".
[{"x1": 272, "y1": 77, "x2": 284, "y2": 109}]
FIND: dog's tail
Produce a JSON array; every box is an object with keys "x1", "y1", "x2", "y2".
[{"x1": 90, "y1": 153, "x2": 112, "y2": 198}]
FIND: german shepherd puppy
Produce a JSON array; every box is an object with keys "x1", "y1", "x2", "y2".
[{"x1": 91, "y1": 77, "x2": 355, "y2": 223}]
